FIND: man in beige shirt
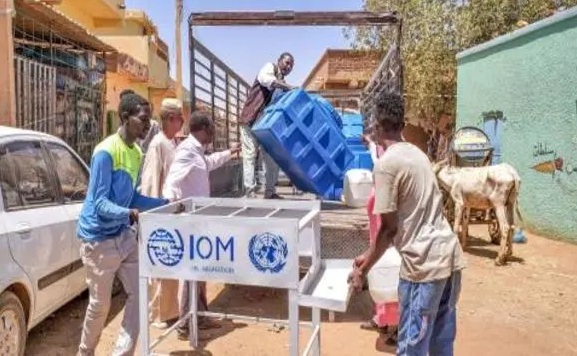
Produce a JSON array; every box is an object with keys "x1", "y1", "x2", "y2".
[
  {"x1": 349, "y1": 93, "x2": 465, "y2": 356},
  {"x1": 140, "y1": 98, "x2": 184, "y2": 329}
]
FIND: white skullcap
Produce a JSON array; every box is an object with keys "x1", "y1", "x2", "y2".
[{"x1": 161, "y1": 98, "x2": 183, "y2": 110}]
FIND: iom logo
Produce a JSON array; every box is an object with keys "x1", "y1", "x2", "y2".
[
  {"x1": 147, "y1": 228, "x2": 185, "y2": 267},
  {"x1": 248, "y1": 233, "x2": 288, "y2": 274}
]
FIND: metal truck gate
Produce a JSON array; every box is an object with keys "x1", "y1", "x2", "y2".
[
  {"x1": 189, "y1": 38, "x2": 249, "y2": 197},
  {"x1": 188, "y1": 10, "x2": 403, "y2": 263}
]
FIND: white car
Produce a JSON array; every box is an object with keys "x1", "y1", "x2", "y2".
[{"x1": 0, "y1": 126, "x2": 90, "y2": 355}]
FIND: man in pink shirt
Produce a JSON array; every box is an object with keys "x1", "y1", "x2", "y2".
[{"x1": 163, "y1": 110, "x2": 240, "y2": 340}]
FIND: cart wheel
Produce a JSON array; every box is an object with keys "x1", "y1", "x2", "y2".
[{"x1": 489, "y1": 219, "x2": 500, "y2": 245}]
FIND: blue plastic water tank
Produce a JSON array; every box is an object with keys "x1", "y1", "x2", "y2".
[
  {"x1": 341, "y1": 111, "x2": 364, "y2": 138},
  {"x1": 347, "y1": 152, "x2": 373, "y2": 171},
  {"x1": 312, "y1": 94, "x2": 343, "y2": 129},
  {"x1": 344, "y1": 137, "x2": 373, "y2": 171},
  {"x1": 252, "y1": 89, "x2": 354, "y2": 199}
]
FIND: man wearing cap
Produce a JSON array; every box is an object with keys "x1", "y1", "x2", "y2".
[{"x1": 140, "y1": 98, "x2": 185, "y2": 329}]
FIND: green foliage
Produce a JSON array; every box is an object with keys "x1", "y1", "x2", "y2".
[{"x1": 347, "y1": 0, "x2": 577, "y2": 125}]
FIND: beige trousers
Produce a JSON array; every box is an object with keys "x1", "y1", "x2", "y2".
[
  {"x1": 148, "y1": 278, "x2": 179, "y2": 323},
  {"x1": 78, "y1": 229, "x2": 139, "y2": 356}
]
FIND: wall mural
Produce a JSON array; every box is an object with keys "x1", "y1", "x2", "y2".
[
  {"x1": 531, "y1": 155, "x2": 576, "y2": 175},
  {"x1": 531, "y1": 149, "x2": 577, "y2": 194},
  {"x1": 529, "y1": 100, "x2": 577, "y2": 192},
  {"x1": 531, "y1": 101, "x2": 577, "y2": 185},
  {"x1": 531, "y1": 139, "x2": 577, "y2": 194}
]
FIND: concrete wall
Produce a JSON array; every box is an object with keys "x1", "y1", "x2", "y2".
[
  {"x1": 456, "y1": 7, "x2": 577, "y2": 241},
  {"x1": 55, "y1": 0, "x2": 96, "y2": 30},
  {"x1": 99, "y1": 35, "x2": 149, "y2": 64},
  {"x1": 106, "y1": 72, "x2": 147, "y2": 108},
  {"x1": 148, "y1": 44, "x2": 169, "y2": 89}
]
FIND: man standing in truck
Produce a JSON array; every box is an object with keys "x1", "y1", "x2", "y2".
[
  {"x1": 239, "y1": 52, "x2": 296, "y2": 199},
  {"x1": 348, "y1": 93, "x2": 466, "y2": 356}
]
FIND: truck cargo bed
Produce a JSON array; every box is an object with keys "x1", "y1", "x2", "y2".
[{"x1": 260, "y1": 186, "x2": 369, "y2": 262}]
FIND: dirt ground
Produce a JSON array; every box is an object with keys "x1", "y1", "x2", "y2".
[{"x1": 26, "y1": 225, "x2": 577, "y2": 356}]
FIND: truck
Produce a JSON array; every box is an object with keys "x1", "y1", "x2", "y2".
[{"x1": 189, "y1": 10, "x2": 403, "y2": 264}]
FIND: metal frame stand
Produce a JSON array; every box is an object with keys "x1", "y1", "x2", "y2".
[{"x1": 138, "y1": 197, "x2": 349, "y2": 356}]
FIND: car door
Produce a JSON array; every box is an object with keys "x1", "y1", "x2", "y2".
[
  {"x1": 44, "y1": 141, "x2": 90, "y2": 297},
  {"x1": 0, "y1": 139, "x2": 72, "y2": 319}
]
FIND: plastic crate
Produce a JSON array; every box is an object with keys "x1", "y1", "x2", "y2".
[
  {"x1": 252, "y1": 89, "x2": 354, "y2": 198},
  {"x1": 313, "y1": 95, "x2": 343, "y2": 129},
  {"x1": 344, "y1": 137, "x2": 373, "y2": 171},
  {"x1": 347, "y1": 152, "x2": 373, "y2": 171},
  {"x1": 341, "y1": 111, "x2": 364, "y2": 138}
]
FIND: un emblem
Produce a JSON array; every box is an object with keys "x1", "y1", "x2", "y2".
[
  {"x1": 248, "y1": 233, "x2": 288, "y2": 273},
  {"x1": 147, "y1": 228, "x2": 185, "y2": 267}
]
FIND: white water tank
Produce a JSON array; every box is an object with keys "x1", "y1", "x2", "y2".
[
  {"x1": 342, "y1": 169, "x2": 373, "y2": 207},
  {"x1": 367, "y1": 247, "x2": 402, "y2": 303}
]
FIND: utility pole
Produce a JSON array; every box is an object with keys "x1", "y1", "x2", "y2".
[{"x1": 175, "y1": 0, "x2": 183, "y2": 101}]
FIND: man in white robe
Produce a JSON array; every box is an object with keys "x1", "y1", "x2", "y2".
[
  {"x1": 163, "y1": 110, "x2": 240, "y2": 340},
  {"x1": 140, "y1": 98, "x2": 184, "y2": 329}
]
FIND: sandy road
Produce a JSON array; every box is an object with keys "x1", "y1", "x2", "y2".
[{"x1": 26, "y1": 226, "x2": 577, "y2": 355}]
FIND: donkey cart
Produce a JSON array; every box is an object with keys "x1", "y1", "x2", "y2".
[{"x1": 440, "y1": 126, "x2": 501, "y2": 245}]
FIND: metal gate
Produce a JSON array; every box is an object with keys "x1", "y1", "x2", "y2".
[
  {"x1": 359, "y1": 40, "x2": 404, "y2": 124},
  {"x1": 189, "y1": 38, "x2": 250, "y2": 151},
  {"x1": 14, "y1": 55, "x2": 103, "y2": 164},
  {"x1": 189, "y1": 37, "x2": 250, "y2": 196},
  {"x1": 14, "y1": 56, "x2": 57, "y2": 133}
]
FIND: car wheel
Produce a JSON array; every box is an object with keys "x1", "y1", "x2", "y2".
[{"x1": 0, "y1": 291, "x2": 27, "y2": 356}]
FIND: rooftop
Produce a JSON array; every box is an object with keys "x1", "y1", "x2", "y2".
[
  {"x1": 16, "y1": 0, "x2": 117, "y2": 52},
  {"x1": 125, "y1": 9, "x2": 158, "y2": 35}
]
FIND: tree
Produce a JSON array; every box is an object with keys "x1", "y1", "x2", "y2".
[{"x1": 348, "y1": 0, "x2": 577, "y2": 126}]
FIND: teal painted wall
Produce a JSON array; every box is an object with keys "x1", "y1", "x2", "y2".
[{"x1": 456, "y1": 10, "x2": 577, "y2": 242}]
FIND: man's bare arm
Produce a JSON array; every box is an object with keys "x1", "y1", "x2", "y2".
[
  {"x1": 272, "y1": 79, "x2": 296, "y2": 91},
  {"x1": 358, "y1": 212, "x2": 398, "y2": 276}
]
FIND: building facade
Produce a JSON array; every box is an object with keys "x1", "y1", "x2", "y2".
[
  {"x1": 303, "y1": 49, "x2": 382, "y2": 110},
  {"x1": 54, "y1": 1, "x2": 176, "y2": 133},
  {"x1": 302, "y1": 49, "x2": 430, "y2": 154},
  {"x1": 456, "y1": 7, "x2": 577, "y2": 242},
  {"x1": 0, "y1": 0, "x2": 114, "y2": 163}
]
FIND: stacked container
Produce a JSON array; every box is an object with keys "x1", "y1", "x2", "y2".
[
  {"x1": 251, "y1": 89, "x2": 354, "y2": 200},
  {"x1": 340, "y1": 111, "x2": 373, "y2": 171}
]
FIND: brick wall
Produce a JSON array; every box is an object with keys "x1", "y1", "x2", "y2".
[
  {"x1": 327, "y1": 51, "x2": 381, "y2": 87},
  {"x1": 304, "y1": 61, "x2": 329, "y2": 91},
  {"x1": 304, "y1": 50, "x2": 381, "y2": 91}
]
